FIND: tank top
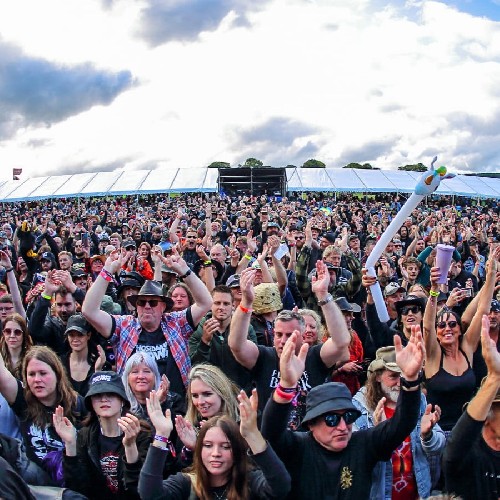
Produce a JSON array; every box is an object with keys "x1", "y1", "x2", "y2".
[{"x1": 425, "y1": 347, "x2": 476, "y2": 431}]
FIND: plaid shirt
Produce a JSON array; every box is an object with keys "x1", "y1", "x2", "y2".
[{"x1": 110, "y1": 311, "x2": 194, "y2": 387}]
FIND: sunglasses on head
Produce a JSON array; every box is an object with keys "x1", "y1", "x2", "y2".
[
  {"x1": 436, "y1": 320, "x2": 458, "y2": 329},
  {"x1": 136, "y1": 298, "x2": 162, "y2": 308},
  {"x1": 401, "y1": 305, "x2": 420, "y2": 315},
  {"x1": 323, "y1": 411, "x2": 358, "y2": 427}
]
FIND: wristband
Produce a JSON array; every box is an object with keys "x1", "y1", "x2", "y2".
[
  {"x1": 100, "y1": 270, "x2": 113, "y2": 282},
  {"x1": 429, "y1": 290, "x2": 439, "y2": 297},
  {"x1": 277, "y1": 383, "x2": 297, "y2": 394},
  {"x1": 41, "y1": 293, "x2": 52, "y2": 301},
  {"x1": 178, "y1": 269, "x2": 192, "y2": 280},
  {"x1": 400, "y1": 372, "x2": 423, "y2": 389},
  {"x1": 203, "y1": 260, "x2": 212, "y2": 266},
  {"x1": 154, "y1": 435, "x2": 176, "y2": 456},
  {"x1": 275, "y1": 387, "x2": 296, "y2": 401},
  {"x1": 239, "y1": 304, "x2": 253, "y2": 314},
  {"x1": 243, "y1": 254, "x2": 252, "y2": 261},
  {"x1": 154, "y1": 434, "x2": 170, "y2": 444},
  {"x1": 4, "y1": 267, "x2": 14, "y2": 273}
]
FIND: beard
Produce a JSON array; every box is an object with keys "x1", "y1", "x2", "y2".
[{"x1": 381, "y1": 382, "x2": 400, "y2": 403}]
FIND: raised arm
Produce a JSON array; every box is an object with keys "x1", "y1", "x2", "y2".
[
  {"x1": 228, "y1": 267, "x2": 259, "y2": 369},
  {"x1": 162, "y1": 249, "x2": 212, "y2": 326},
  {"x1": 0, "y1": 250, "x2": 26, "y2": 320},
  {"x1": 461, "y1": 245, "x2": 500, "y2": 358},
  {"x1": 82, "y1": 249, "x2": 128, "y2": 337},
  {"x1": 0, "y1": 349, "x2": 20, "y2": 404},
  {"x1": 268, "y1": 235, "x2": 288, "y2": 296},
  {"x1": 423, "y1": 266, "x2": 441, "y2": 374},
  {"x1": 312, "y1": 260, "x2": 350, "y2": 367}
]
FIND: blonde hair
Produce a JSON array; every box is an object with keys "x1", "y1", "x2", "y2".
[{"x1": 186, "y1": 364, "x2": 239, "y2": 425}]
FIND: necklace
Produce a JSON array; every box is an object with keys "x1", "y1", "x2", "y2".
[{"x1": 212, "y1": 486, "x2": 227, "y2": 500}]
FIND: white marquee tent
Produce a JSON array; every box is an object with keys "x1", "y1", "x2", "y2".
[{"x1": 0, "y1": 167, "x2": 499, "y2": 201}]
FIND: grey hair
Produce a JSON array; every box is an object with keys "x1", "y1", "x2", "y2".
[
  {"x1": 275, "y1": 310, "x2": 305, "y2": 333},
  {"x1": 122, "y1": 351, "x2": 161, "y2": 415}
]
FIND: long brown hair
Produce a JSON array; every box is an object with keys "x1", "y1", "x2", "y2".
[
  {"x1": 188, "y1": 415, "x2": 249, "y2": 500},
  {"x1": 0, "y1": 313, "x2": 32, "y2": 378},
  {"x1": 364, "y1": 370, "x2": 386, "y2": 412},
  {"x1": 22, "y1": 346, "x2": 79, "y2": 427}
]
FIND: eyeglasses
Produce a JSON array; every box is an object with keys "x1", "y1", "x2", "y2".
[
  {"x1": 400, "y1": 305, "x2": 420, "y2": 315},
  {"x1": 136, "y1": 298, "x2": 162, "y2": 307},
  {"x1": 0, "y1": 306, "x2": 14, "y2": 313},
  {"x1": 436, "y1": 320, "x2": 458, "y2": 329},
  {"x1": 3, "y1": 328, "x2": 22, "y2": 337},
  {"x1": 323, "y1": 411, "x2": 358, "y2": 427}
]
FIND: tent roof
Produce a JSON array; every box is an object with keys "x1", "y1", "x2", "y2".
[{"x1": 1, "y1": 166, "x2": 499, "y2": 201}]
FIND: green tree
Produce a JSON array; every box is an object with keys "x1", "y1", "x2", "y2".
[
  {"x1": 240, "y1": 158, "x2": 263, "y2": 168},
  {"x1": 398, "y1": 163, "x2": 427, "y2": 172},
  {"x1": 208, "y1": 161, "x2": 230, "y2": 169},
  {"x1": 302, "y1": 159, "x2": 326, "y2": 168},
  {"x1": 343, "y1": 162, "x2": 377, "y2": 169}
]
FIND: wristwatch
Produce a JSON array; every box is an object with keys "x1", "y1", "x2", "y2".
[
  {"x1": 317, "y1": 294, "x2": 334, "y2": 306},
  {"x1": 178, "y1": 269, "x2": 192, "y2": 280}
]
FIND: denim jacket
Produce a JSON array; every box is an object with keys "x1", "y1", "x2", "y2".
[{"x1": 352, "y1": 387, "x2": 445, "y2": 500}]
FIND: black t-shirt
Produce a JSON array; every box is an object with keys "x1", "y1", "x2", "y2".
[
  {"x1": 134, "y1": 326, "x2": 186, "y2": 399},
  {"x1": 99, "y1": 434, "x2": 122, "y2": 497},
  {"x1": 251, "y1": 344, "x2": 329, "y2": 430}
]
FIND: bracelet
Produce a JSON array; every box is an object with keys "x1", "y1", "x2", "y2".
[
  {"x1": 203, "y1": 260, "x2": 212, "y2": 266},
  {"x1": 275, "y1": 387, "x2": 296, "y2": 401},
  {"x1": 239, "y1": 304, "x2": 253, "y2": 314},
  {"x1": 400, "y1": 371, "x2": 423, "y2": 389},
  {"x1": 100, "y1": 270, "x2": 113, "y2": 282},
  {"x1": 277, "y1": 383, "x2": 297, "y2": 393},
  {"x1": 178, "y1": 268, "x2": 192, "y2": 280},
  {"x1": 317, "y1": 294, "x2": 334, "y2": 307},
  {"x1": 41, "y1": 293, "x2": 52, "y2": 301},
  {"x1": 243, "y1": 254, "x2": 252, "y2": 261},
  {"x1": 429, "y1": 289, "x2": 439, "y2": 297},
  {"x1": 4, "y1": 267, "x2": 13, "y2": 273},
  {"x1": 153, "y1": 435, "x2": 177, "y2": 456}
]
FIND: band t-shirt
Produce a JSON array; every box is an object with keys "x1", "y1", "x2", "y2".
[
  {"x1": 133, "y1": 327, "x2": 185, "y2": 399},
  {"x1": 99, "y1": 434, "x2": 122, "y2": 497},
  {"x1": 251, "y1": 344, "x2": 330, "y2": 430}
]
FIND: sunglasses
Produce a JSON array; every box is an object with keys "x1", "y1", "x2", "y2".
[
  {"x1": 401, "y1": 305, "x2": 420, "y2": 315},
  {"x1": 323, "y1": 411, "x2": 358, "y2": 427},
  {"x1": 295, "y1": 236, "x2": 305, "y2": 241},
  {"x1": 125, "y1": 245, "x2": 136, "y2": 251},
  {"x1": 436, "y1": 320, "x2": 458, "y2": 329},
  {"x1": 136, "y1": 298, "x2": 162, "y2": 308},
  {"x1": 3, "y1": 328, "x2": 23, "y2": 337}
]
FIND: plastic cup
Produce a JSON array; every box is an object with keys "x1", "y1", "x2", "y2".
[{"x1": 435, "y1": 244, "x2": 455, "y2": 284}]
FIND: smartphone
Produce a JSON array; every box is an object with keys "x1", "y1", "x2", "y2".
[
  {"x1": 81, "y1": 232, "x2": 89, "y2": 247},
  {"x1": 464, "y1": 288, "x2": 473, "y2": 297}
]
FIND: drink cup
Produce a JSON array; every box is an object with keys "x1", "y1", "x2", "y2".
[{"x1": 435, "y1": 244, "x2": 454, "y2": 284}]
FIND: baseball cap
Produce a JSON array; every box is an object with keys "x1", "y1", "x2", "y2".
[
  {"x1": 384, "y1": 282, "x2": 405, "y2": 297},
  {"x1": 491, "y1": 300, "x2": 500, "y2": 312},
  {"x1": 226, "y1": 275, "x2": 241, "y2": 288},
  {"x1": 65, "y1": 314, "x2": 90, "y2": 335}
]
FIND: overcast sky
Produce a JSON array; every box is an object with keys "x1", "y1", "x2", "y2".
[{"x1": 0, "y1": 0, "x2": 499, "y2": 182}]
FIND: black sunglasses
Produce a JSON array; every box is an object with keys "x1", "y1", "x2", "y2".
[
  {"x1": 323, "y1": 411, "x2": 358, "y2": 427},
  {"x1": 401, "y1": 305, "x2": 420, "y2": 315},
  {"x1": 436, "y1": 320, "x2": 458, "y2": 329},
  {"x1": 136, "y1": 298, "x2": 162, "y2": 307},
  {"x1": 295, "y1": 236, "x2": 305, "y2": 241},
  {"x1": 125, "y1": 245, "x2": 136, "y2": 251}
]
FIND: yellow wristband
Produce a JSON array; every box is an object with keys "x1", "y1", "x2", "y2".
[
  {"x1": 243, "y1": 254, "x2": 252, "y2": 260},
  {"x1": 429, "y1": 290, "x2": 439, "y2": 297},
  {"x1": 42, "y1": 293, "x2": 52, "y2": 301}
]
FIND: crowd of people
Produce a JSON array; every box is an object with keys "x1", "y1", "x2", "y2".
[{"x1": 0, "y1": 190, "x2": 498, "y2": 499}]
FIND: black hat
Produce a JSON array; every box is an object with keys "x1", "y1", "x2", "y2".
[
  {"x1": 322, "y1": 232, "x2": 336, "y2": 244},
  {"x1": 334, "y1": 297, "x2": 361, "y2": 313},
  {"x1": 302, "y1": 382, "x2": 361, "y2": 425},
  {"x1": 71, "y1": 269, "x2": 88, "y2": 278},
  {"x1": 122, "y1": 240, "x2": 136, "y2": 250},
  {"x1": 40, "y1": 251, "x2": 55, "y2": 262},
  {"x1": 116, "y1": 271, "x2": 145, "y2": 296},
  {"x1": 84, "y1": 371, "x2": 128, "y2": 411},
  {"x1": 65, "y1": 314, "x2": 90, "y2": 335},
  {"x1": 193, "y1": 259, "x2": 224, "y2": 278},
  {"x1": 395, "y1": 295, "x2": 426, "y2": 315},
  {"x1": 127, "y1": 280, "x2": 173, "y2": 310}
]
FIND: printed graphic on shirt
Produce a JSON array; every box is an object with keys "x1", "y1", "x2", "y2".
[
  {"x1": 100, "y1": 451, "x2": 120, "y2": 494},
  {"x1": 135, "y1": 341, "x2": 169, "y2": 362}
]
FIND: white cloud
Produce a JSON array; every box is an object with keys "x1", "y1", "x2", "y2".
[{"x1": 0, "y1": 0, "x2": 499, "y2": 181}]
